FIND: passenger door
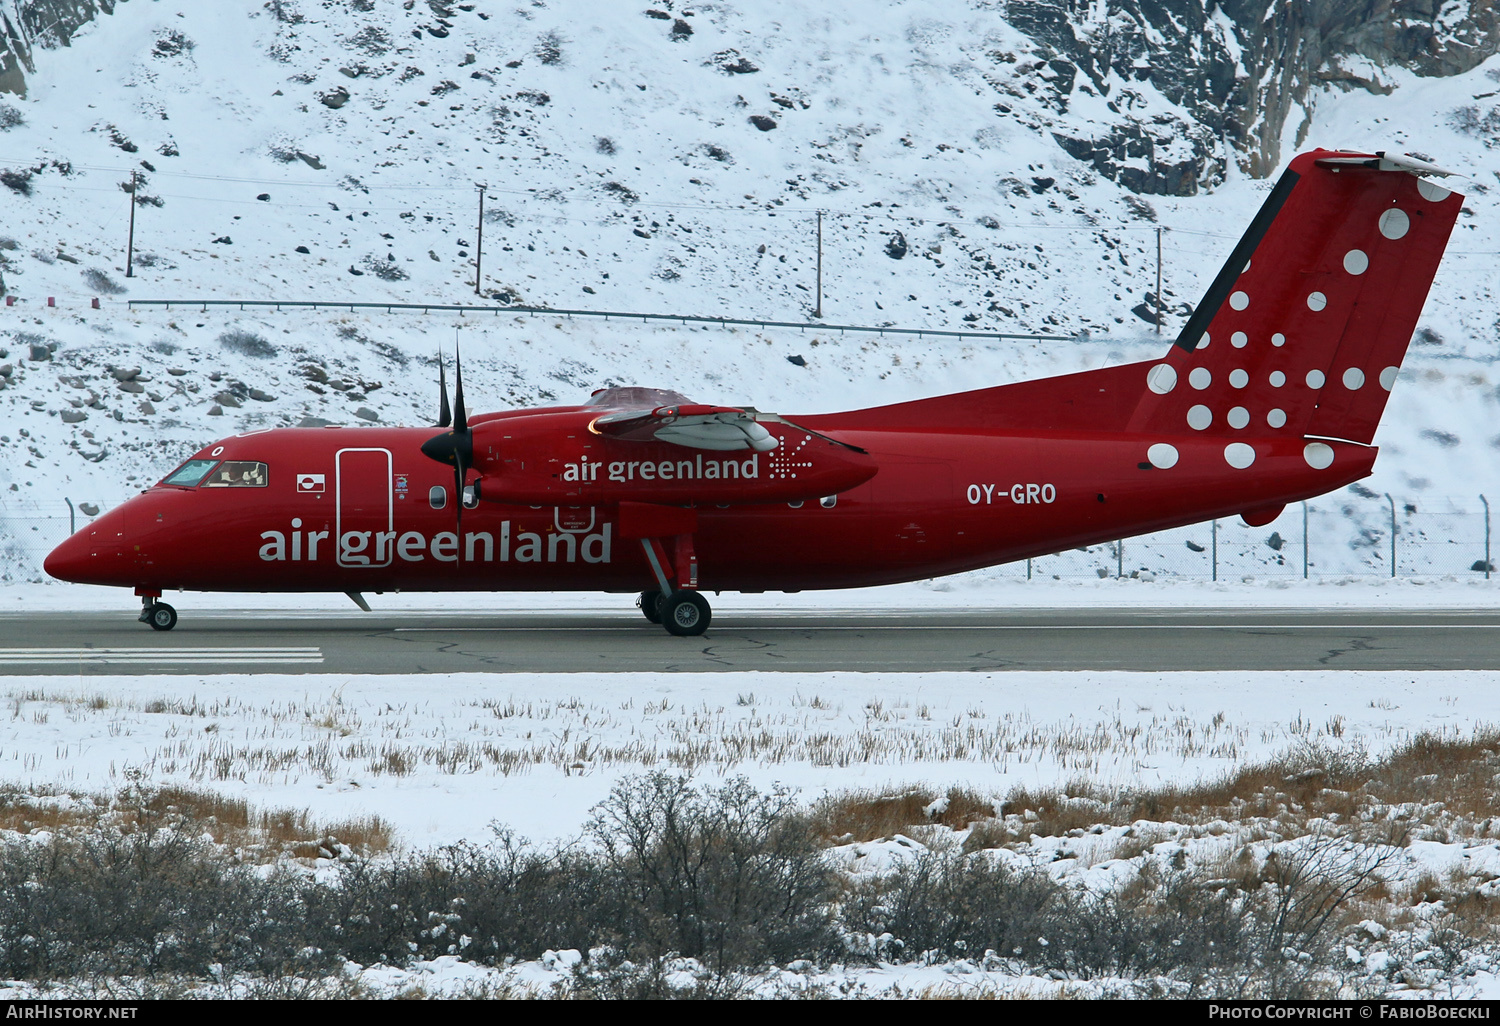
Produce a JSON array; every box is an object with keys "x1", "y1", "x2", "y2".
[{"x1": 335, "y1": 448, "x2": 393, "y2": 568}]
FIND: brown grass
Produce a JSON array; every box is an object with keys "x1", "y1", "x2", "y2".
[
  {"x1": 815, "y1": 786, "x2": 996, "y2": 842},
  {"x1": 0, "y1": 783, "x2": 392, "y2": 858},
  {"x1": 992, "y1": 730, "x2": 1500, "y2": 842},
  {"x1": 813, "y1": 730, "x2": 1500, "y2": 850}
]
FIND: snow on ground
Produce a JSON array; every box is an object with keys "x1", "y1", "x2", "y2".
[{"x1": 2, "y1": 664, "x2": 1495, "y2": 846}]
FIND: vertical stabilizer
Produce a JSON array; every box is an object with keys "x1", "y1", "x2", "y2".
[{"x1": 1127, "y1": 150, "x2": 1462, "y2": 444}]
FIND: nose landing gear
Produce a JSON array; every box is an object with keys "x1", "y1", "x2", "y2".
[{"x1": 136, "y1": 592, "x2": 178, "y2": 631}]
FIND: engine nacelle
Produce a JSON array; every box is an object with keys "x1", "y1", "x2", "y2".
[{"x1": 468, "y1": 410, "x2": 877, "y2": 506}]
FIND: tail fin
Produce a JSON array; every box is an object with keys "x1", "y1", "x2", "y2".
[{"x1": 1128, "y1": 149, "x2": 1463, "y2": 443}]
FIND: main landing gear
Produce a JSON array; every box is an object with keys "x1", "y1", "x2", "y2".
[
  {"x1": 137, "y1": 592, "x2": 178, "y2": 631},
  {"x1": 637, "y1": 588, "x2": 712, "y2": 636},
  {"x1": 635, "y1": 535, "x2": 713, "y2": 637}
]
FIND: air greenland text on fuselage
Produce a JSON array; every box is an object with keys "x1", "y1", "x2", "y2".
[
  {"x1": 258, "y1": 520, "x2": 612, "y2": 566},
  {"x1": 563, "y1": 454, "x2": 760, "y2": 483}
]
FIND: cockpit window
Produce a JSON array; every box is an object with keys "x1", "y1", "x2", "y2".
[
  {"x1": 201, "y1": 460, "x2": 269, "y2": 488},
  {"x1": 161, "y1": 459, "x2": 220, "y2": 487}
]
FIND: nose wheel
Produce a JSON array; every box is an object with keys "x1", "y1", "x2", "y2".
[{"x1": 138, "y1": 600, "x2": 178, "y2": 631}]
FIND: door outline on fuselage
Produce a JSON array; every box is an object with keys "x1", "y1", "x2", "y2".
[
  {"x1": 554, "y1": 507, "x2": 596, "y2": 534},
  {"x1": 336, "y1": 447, "x2": 394, "y2": 568}
]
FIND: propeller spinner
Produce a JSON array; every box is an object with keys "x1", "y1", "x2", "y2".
[{"x1": 420, "y1": 346, "x2": 475, "y2": 544}]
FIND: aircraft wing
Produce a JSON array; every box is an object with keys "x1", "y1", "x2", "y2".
[
  {"x1": 591, "y1": 404, "x2": 868, "y2": 454},
  {"x1": 590, "y1": 404, "x2": 779, "y2": 452}
]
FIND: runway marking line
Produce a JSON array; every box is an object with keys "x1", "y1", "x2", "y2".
[{"x1": 0, "y1": 647, "x2": 323, "y2": 664}]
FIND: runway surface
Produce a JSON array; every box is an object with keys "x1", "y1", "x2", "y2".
[{"x1": 2, "y1": 607, "x2": 1498, "y2": 674}]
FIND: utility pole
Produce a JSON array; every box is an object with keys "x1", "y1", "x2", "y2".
[
  {"x1": 125, "y1": 170, "x2": 138, "y2": 278},
  {"x1": 473, "y1": 183, "x2": 486, "y2": 296},
  {"x1": 1483, "y1": 494, "x2": 1492, "y2": 580},
  {"x1": 1386, "y1": 493, "x2": 1397, "y2": 578},
  {"x1": 814, "y1": 211, "x2": 823, "y2": 318},
  {"x1": 1154, "y1": 225, "x2": 1162, "y2": 334}
]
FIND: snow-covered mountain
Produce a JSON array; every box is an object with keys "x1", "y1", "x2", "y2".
[{"x1": 0, "y1": 0, "x2": 1494, "y2": 536}]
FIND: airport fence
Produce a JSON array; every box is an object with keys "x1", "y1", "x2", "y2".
[
  {"x1": 1008, "y1": 494, "x2": 1494, "y2": 582},
  {"x1": 0, "y1": 494, "x2": 1492, "y2": 586}
]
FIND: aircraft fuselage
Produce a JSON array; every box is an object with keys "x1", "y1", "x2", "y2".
[{"x1": 50, "y1": 395, "x2": 1371, "y2": 596}]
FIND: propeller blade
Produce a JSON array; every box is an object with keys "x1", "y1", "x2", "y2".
[
  {"x1": 452, "y1": 338, "x2": 469, "y2": 551},
  {"x1": 453, "y1": 349, "x2": 468, "y2": 434},
  {"x1": 454, "y1": 456, "x2": 466, "y2": 554},
  {"x1": 437, "y1": 353, "x2": 452, "y2": 428}
]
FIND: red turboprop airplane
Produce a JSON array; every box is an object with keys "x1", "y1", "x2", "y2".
[{"x1": 44, "y1": 149, "x2": 1463, "y2": 635}]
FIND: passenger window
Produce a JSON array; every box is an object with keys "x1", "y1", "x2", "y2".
[
  {"x1": 429, "y1": 486, "x2": 447, "y2": 509},
  {"x1": 161, "y1": 459, "x2": 219, "y2": 488},
  {"x1": 820, "y1": 495, "x2": 837, "y2": 509},
  {"x1": 201, "y1": 460, "x2": 268, "y2": 487}
]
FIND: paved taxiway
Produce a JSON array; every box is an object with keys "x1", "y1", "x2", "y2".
[{"x1": 1, "y1": 608, "x2": 1497, "y2": 674}]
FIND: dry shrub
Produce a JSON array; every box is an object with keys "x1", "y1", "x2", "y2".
[{"x1": 590, "y1": 774, "x2": 841, "y2": 971}]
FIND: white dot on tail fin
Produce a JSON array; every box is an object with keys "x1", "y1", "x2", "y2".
[
  {"x1": 1190, "y1": 367, "x2": 1212, "y2": 389},
  {"x1": 1307, "y1": 292, "x2": 1327, "y2": 311},
  {"x1": 1198, "y1": 333, "x2": 1210, "y2": 349},
  {"x1": 1343, "y1": 249, "x2": 1369, "y2": 275},
  {"x1": 1230, "y1": 290, "x2": 1249, "y2": 310},
  {"x1": 1267, "y1": 408, "x2": 1287, "y2": 428},
  {"x1": 1269, "y1": 371, "x2": 1286, "y2": 387},
  {"x1": 1231, "y1": 331, "x2": 1247, "y2": 348},
  {"x1": 1229, "y1": 369, "x2": 1248, "y2": 388},
  {"x1": 1228, "y1": 406, "x2": 1249, "y2": 429},
  {"x1": 1272, "y1": 333, "x2": 1286, "y2": 347},
  {"x1": 1147, "y1": 443, "x2": 1179, "y2": 469},
  {"x1": 1224, "y1": 443, "x2": 1256, "y2": 469},
  {"x1": 1306, "y1": 370, "x2": 1326, "y2": 388},
  {"x1": 1343, "y1": 367, "x2": 1365, "y2": 390},
  {"x1": 1379, "y1": 208, "x2": 1410, "y2": 240},
  {"x1": 1379, "y1": 366, "x2": 1399, "y2": 391},
  {"x1": 1187, "y1": 405, "x2": 1212, "y2": 430},
  {"x1": 1146, "y1": 364, "x2": 1177, "y2": 394},
  {"x1": 1304, "y1": 442, "x2": 1335, "y2": 470},
  {"x1": 1418, "y1": 179, "x2": 1450, "y2": 203}
]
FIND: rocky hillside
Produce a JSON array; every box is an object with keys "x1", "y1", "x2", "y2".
[{"x1": 1011, "y1": 0, "x2": 1500, "y2": 194}]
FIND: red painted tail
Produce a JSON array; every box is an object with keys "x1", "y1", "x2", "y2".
[
  {"x1": 828, "y1": 150, "x2": 1462, "y2": 442},
  {"x1": 1128, "y1": 149, "x2": 1463, "y2": 443}
]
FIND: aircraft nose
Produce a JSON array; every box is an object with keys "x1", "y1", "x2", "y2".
[
  {"x1": 44, "y1": 505, "x2": 139, "y2": 586},
  {"x1": 43, "y1": 527, "x2": 94, "y2": 583}
]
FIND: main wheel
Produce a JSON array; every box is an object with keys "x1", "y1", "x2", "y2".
[
  {"x1": 146, "y1": 602, "x2": 177, "y2": 632},
  {"x1": 637, "y1": 589, "x2": 663, "y2": 624},
  {"x1": 661, "y1": 591, "x2": 710, "y2": 637}
]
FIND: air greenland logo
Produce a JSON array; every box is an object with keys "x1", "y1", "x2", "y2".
[
  {"x1": 297, "y1": 473, "x2": 325, "y2": 493},
  {"x1": 563, "y1": 454, "x2": 759, "y2": 483},
  {"x1": 258, "y1": 521, "x2": 612, "y2": 566}
]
